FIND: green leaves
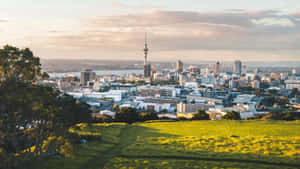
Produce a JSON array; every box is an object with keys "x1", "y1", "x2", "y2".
[{"x1": 0, "y1": 45, "x2": 43, "y2": 83}]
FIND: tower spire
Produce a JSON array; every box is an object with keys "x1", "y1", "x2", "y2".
[
  {"x1": 143, "y1": 32, "x2": 151, "y2": 78},
  {"x1": 144, "y1": 32, "x2": 148, "y2": 66}
]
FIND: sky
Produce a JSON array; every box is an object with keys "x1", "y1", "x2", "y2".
[{"x1": 0, "y1": 0, "x2": 300, "y2": 62}]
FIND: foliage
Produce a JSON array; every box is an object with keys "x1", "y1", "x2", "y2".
[
  {"x1": 99, "y1": 86, "x2": 111, "y2": 93},
  {"x1": 112, "y1": 104, "x2": 119, "y2": 112},
  {"x1": 0, "y1": 45, "x2": 90, "y2": 169},
  {"x1": 91, "y1": 115, "x2": 113, "y2": 123},
  {"x1": 115, "y1": 107, "x2": 139, "y2": 124},
  {"x1": 138, "y1": 112, "x2": 159, "y2": 122},
  {"x1": 56, "y1": 94, "x2": 91, "y2": 125},
  {"x1": 253, "y1": 111, "x2": 300, "y2": 121},
  {"x1": 0, "y1": 45, "x2": 48, "y2": 82},
  {"x1": 289, "y1": 88, "x2": 299, "y2": 98},
  {"x1": 222, "y1": 111, "x2": 241, "y2": 120},
  {"x1": 192, "y1": 110, "x2": 210, "y2": 120}
]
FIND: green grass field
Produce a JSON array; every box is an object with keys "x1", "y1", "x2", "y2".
[{"x1": 34, "y1": 120, "x2": 300, "y2": 169}]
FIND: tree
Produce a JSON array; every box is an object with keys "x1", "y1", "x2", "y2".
[
  {"x1": 289, "y1": 88, "x2": 298, "y2": 98},
  {"x1": 114, "y1": 107, "x2": 139, "y2": 124},
  {"x1": 0, "y1": 81, "x2": 70, "y2": 169},
  {"x1": 139, "y1": 112, "x2": 159, "y2": 122},
  {"x1": 255, "y1": 111, "x2": 300, "y2": 121},
  {"x1": 112, "y1": 104, "x2": 120, "y2": 112},
  {"x1": 56, "y1": 94, "x2": 91, "y2": 125},
  {"x1": 0, "y1": 46, "x2": 77, "y2": 168},
  {"x1": 192, "y1": 110, "x2": 210, "y2": 120},
  {"x1": 0, "y1": 45, "x2": 48, "y2": 82},
  {"x1": 222, "y1": 111, "x2": 241, "y2": 120},
  {"x1": 278, "y1": 96, "x2": 288, "y2": 108}
]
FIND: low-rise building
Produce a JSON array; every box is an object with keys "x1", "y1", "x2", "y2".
[{"x1": 285, "y1": 80, "x2": 300, "y2": 90}]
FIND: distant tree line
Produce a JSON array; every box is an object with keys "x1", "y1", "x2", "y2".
[{"x1": 249, "y1": 111, "x2": 300, "y2": 121}]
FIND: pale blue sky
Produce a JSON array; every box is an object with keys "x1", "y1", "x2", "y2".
[{"x1": 0, "y1": 0, "x2": 300, "y2": 61}]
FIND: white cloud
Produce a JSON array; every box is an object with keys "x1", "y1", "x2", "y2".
[
  {"x1": 251, "y1": 17, "x2": 295, "y2": 27},
  {"x1": 30, "y1": 10, "x2": 300, "y2": 61}
]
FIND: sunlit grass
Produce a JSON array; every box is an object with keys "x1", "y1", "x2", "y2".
[{"x1": 33, "y1": 121, "x2": 300, "y2": 169}]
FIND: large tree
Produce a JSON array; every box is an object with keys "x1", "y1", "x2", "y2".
[
  {"x1": 0, "y1": 45, "x2": 48, "y2": 82},
  {"x1": 115, "y1": 107, "x2": 139, "y2": 124},
  {"x1": 0, "y1": 45, "x2": 86, "y2": 169}
]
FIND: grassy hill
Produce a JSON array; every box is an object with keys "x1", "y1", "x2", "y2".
[{"x1": 33, "y1": 121, "x2": 300, "y2": 169}]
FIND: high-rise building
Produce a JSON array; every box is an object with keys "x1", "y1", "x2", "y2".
[
  {"x1": 80, "y1": 69, "x2": 96, "y2": 86},
  {"x1": 143, "y1": 33, "x2": 151, "y2": 78},
  {"x1": 213, "y1": 61, "x2": 221, "y2": 74},
  {"x1": 176, "y1": 60, "x2": 183, "y2": 72},
  {"x1": 234, "y1": 60, "x2": 242, "y2": 75},
  {"x1": 292, "y1": 68, "x2": 297, "y2": 75}
]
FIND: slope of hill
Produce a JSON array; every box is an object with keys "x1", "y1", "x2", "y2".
[{"x1": 33, "y1": 121, "x2": 300, "y2": 169}]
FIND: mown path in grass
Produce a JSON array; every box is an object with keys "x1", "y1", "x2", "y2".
[
  {"x1": 91, "y1": 123, "x2": 300, "y2": 169},
  {"x1": 80, "y1": 125, "x2": 139, "y2": 169}
]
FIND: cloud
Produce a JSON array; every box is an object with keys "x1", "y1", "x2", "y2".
[
  {"x1": 251, "y1": 18, "x2": 295, "y2": 27},
  {"x1": 41, "y1": 10, "x2": 299, "y2": 60},
  {"x1": 0, "y1": 19, "x2": 8, "y2": 22}
]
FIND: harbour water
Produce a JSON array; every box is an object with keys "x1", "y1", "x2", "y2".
[{"x1": 48, "y1": 69, "x2": 144, "y2": 78}]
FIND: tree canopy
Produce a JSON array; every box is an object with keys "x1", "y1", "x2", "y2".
[
  {"x1": 0, "y1": 45, "x2": 90, "y2": 169},
  {"x1": 114, "y1": 107, "x2": 139, "y2": 124},
  {"x1": 192, "y1": 110, "x2": 210, "y2": 120},
  {"x1": 222, "y1": 111, "x2": 241, "y2": 120}
]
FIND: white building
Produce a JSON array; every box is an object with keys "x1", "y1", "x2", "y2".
[
  {"x1": 137, "y1": 102, "x2": 173, "y2": 112},
  {"x1": 285, "y1": 80, "x2": 300, "y2": 90},
  {"x1": 233, "y1": 94, "x2": 256, "y2": 105},
  {"x1": 67, "y1": 89, "x2": 128, "y2": 102}
]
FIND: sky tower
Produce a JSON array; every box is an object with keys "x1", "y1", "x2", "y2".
[
  {"x1": 144, "y1": 33, "x2": 148, "y2": 65},
  {"x1": 143, "y1": 33, "x2": 151, "y2": 78}
]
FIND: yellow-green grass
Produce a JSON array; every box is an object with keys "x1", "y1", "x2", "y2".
[
  {"x1": 104, "y1": 157, "x2": 298, "y2": 169},
  {"x1": 33, "y1": 121, "x2": 300, "y2": 169},
  {"x1": 32, "y1": 123, "x2": 126, "y2": 169},
  {"x1": 120, "y1": 121, "x2": 300, "y2": 166}
]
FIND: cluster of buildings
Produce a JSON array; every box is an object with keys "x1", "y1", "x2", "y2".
[{"x1": 43, "y1": 35, "x2": 300, "y2": 120}]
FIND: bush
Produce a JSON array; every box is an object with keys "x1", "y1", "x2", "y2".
[
  {"x1": 176, "y1": 117, "x2": 190, "y2": 121},
  {"x1": 192, "y1": 110, "x2": 210, "y2": 120},
  {"x1": 115, "y1": 107, "x2": 139, "y2": 124},
  {"x1": 253, "y1": 111, "x2": 300, "y2": 121},
  {"x1": 139, "y1": 112, "x2": 159, "y2": 122},
  {"x1": 222, "y1": 111, "x2": 241, "y2": 120},
  {"x1": 91, "y1": 115, "x2": 113, "y2": 123}
]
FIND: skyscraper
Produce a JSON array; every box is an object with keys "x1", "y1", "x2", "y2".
[
  {"x1": 213, "y1": 61, "x2": 221, "y2": 74},
  {"x1": 176, "y1": 60, "x2": 183, "y2": 72},
  {"x1": 234, "y1": 60, "x2": 242, "y2": 75},
  {"x1": 292, "y1": 68, "x2": 297, "y2": 75},
  {"x1": 144, "y1": 33, "x2": 151, "y2": 78},
  {"x1": 80, "y1": 69, "x2": 96, "y2": 86}
]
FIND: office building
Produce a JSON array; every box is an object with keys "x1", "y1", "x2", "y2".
[
  {"x1": 176, "y1": 60, "x2": 183, "y2": 72},
  {"x1": 234, "y1": 60, "x2": 242, "y2": 75},
  {"x1": 213, "y1": 61, "x2": 221, "y2": 74},
  {"x1": 80, "y1": 69, "x2": 96, "y2": 86}
]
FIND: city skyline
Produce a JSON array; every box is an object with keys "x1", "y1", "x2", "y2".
[{"x1": 1, "y1": 0, "x2": 300, "y2": 61}]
